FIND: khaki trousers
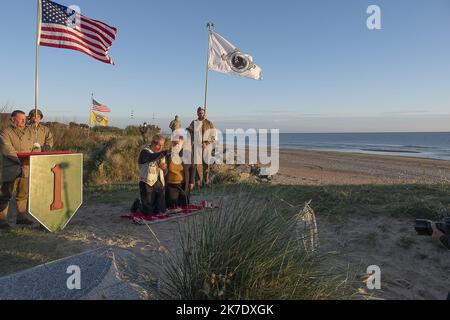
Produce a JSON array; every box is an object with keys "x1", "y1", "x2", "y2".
[{"x1": 0, "y1": 177, "x2": 29, "y2": 222}]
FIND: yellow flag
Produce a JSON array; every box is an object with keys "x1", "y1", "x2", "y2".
[{"x1": 90, "y1": 111, "x2": 109, "y2": 127}]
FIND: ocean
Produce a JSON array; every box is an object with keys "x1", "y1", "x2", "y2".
[{"x1": 279, "y1": 132, "x2": 450, "y2": 161}]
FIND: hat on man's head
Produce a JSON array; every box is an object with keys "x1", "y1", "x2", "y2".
[
  {"x1": 28, "y1": 109, "x2": 44, "y2": 119},
  {"x1": 197, "y1": 106, "x2": 205, "y2": 112}
]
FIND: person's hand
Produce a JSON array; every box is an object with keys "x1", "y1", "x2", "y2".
[
  {"x1": 188, "y1": 183, "x2": 194, "y2": 190},
  {"x1": 32, "y1": 143, "x2": 41, "y2": 152},
  {"x1": 432, "y1": 223, "x2": 444, "y2": 241},
  {"x1": 159, "y1": 162, "x2": 167, "y2": 171},
  {"x1": 202, "y1": 142, "x2": 210, "y2": 149}
]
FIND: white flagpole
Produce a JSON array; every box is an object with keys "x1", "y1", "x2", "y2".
[
  {"x1": 204, "y1": 22, "x2": 214, "y2": 112},
  {"x1": 35, "y1": 0, "x2": 42, "y2": 137}
]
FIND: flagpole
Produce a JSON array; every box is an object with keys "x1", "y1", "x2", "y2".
[
  {"x1": 89, "y1": 93, "x2": 93, "y2": 128},
  {"x1": 35, "y1": 0, "x2": 42, "y2": 136},
  {"x1": 204, "y1": 22, "x2": 214, "y2": 112}
]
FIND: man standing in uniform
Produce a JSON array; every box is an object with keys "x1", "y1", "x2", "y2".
[
  {"x1": 28, "y1": 109, "x2": 54, "y2": 152},
  {"x1": 139, "y1": 122, "x2": 149, "y2": 144},
  {"x1": 187, "y1": 106, "x2": 216, "y2": 188},
  {"x1": 169, "y1": 115, "x2": 181, "y2": 133},
  {"x1": 0, "y1": 110, "x2": 35, "y2": 229}
]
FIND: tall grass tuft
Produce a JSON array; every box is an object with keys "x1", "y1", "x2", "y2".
[{"x1": 161, "y1": 187, "x2": 353, "y2": 300}]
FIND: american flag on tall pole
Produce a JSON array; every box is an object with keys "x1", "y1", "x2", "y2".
[
  {"x1": 92, "y1": 98, "x2": 111, "y2": 113},
  {"x1": 38, "y1": 0, "x2": 118, "y2": 64}
]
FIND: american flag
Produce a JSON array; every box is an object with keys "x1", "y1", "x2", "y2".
[
  {"x1": 92, "y1": 98, "x2": 111, "y2": 113},
  {"x1": 39, "y1": 0, "x2": 118, "y2": 64}
]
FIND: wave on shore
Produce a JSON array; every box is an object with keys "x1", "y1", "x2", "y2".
[{"x1": 278, "y1": 132, "x2": 450, "y2": 161}]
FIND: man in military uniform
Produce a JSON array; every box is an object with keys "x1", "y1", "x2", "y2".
[
  {"x1": 169, "y1": 115, "x2": 181, "y2": 132},
  {"x1": 28, "y1": 109, "x2": 54, "y2": 152},
  {"x1": 187, "y1": 107, "x2": 216, "y2": 188},
  {"x1": 0, "y1": 110, "x2": 35, "y2": 229},
  {"x1": 139, "y1": 122, "x2": 149, "y2": 144}
]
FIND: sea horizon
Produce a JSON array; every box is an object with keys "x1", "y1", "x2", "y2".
[
  {"x1": 280, "y1": 131, "x2": 450, "y2": 134},
  {"x1": 218, "y1": 131, "x2": 450, "y2": 161},
  {"x1": 278, "y1": 132, "x2": 450, "y2": 161}
]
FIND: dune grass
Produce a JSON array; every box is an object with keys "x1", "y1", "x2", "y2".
[
  {"x1": 160, "y1": 186, "x2": 354, "y2": 300},
  {"x1": 204, "y1": 183, "x2": 450, "y2": 221},
  {"x1": 50, "y1": 123, "x2": 162, "y2": 186}
]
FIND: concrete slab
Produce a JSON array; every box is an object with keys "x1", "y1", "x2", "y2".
[{"x1": 0, "y1": 247, "x2": 155, "y2": 300}]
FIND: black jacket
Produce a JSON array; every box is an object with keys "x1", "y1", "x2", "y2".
[{"x1": 138, "y1": 149, "x2": 168, "y2": 165}]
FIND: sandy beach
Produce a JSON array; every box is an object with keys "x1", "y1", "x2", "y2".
[{"x1": 274, "y1": 149, "x2": 450, "y2": 185}]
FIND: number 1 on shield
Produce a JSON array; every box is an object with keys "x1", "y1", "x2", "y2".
[{"x1": 51, "y1": 165, "x2": 64, "y2": 211}]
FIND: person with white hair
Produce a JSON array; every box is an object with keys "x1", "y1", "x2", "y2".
[{"x1": 131, "y1": 134, "x2": 168, "y2": 215}]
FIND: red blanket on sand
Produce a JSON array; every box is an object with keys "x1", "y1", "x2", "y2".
[{"x1": 121, "y1": 201, "x2": 219, "y2": 224}]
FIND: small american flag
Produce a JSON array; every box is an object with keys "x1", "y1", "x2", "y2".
[
  {"x1": 39, "y1": 0, "x2": 118, "y2": 64},
  {"x1": 92, "y1": 98, "x2": 111, "y2": 113}
]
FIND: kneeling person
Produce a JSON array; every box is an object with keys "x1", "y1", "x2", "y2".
[
  {"x1": 132, "y1": 135, "x2": 168, "y2": 215},
  {"x1": 166, "y1": 136, "x2": 195, "y2": 208}
]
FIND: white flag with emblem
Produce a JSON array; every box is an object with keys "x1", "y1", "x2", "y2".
[{"x1": 208, "y1": 32, "x2": 262, "y2": 80}]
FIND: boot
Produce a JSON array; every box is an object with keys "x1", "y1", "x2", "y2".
[
  {"x1": 16, "y1": 200, "x2": 33, "y2": 226},
  {"x1": 130, "y1": 198, "x2": 140, "y2": 213},
  {"x1": 0, "y1": 206, "x2": 11, "y2": 230},
  {"x1": 16, "y1": 215, "x2": 34, "y2": 225}
]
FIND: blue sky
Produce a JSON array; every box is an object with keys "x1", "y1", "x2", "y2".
[{"x1": 1, "y1": 0, "x2": 450, "y2": 132}]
